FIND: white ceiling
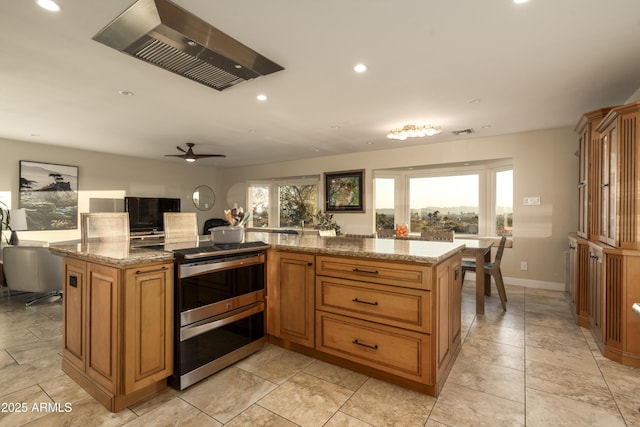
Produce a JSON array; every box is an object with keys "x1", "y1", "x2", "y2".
[{"x1": 2, "y1": 0, "x2": 640, "y2": 168}]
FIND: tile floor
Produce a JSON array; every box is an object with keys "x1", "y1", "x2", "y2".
[{"x1": 1, "y1": 283, "x2": 639, "y2": 426}]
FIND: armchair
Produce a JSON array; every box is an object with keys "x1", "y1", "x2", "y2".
[{"x1": 2, "y1": 246, "x2": 63, "y2": 306}]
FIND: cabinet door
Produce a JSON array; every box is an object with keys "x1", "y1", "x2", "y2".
[
  {"x1": 588, "y1": 246, "x2": 603, "y2": 346},
  {"x1": 436, "y1": 260, "x2": 451, "y2": 369},
  {"x1": 85, "y1": 263, "x2": 119, "y2": 393},
  {"x1": 449, "y1": 255, "x2": 462, "y2": 346},
  {"x1": 268, "y1": 251, "x2": 315, "y2": 347},
  {"x1": 63, "y1": 258, "x2": 86, "y2": 371},
  {"x1": 124, "y1": 263, "x2": 173, "y2": 394},
  {"x1": 577, "y1": 127, "x2": 589, "y2": 238}
]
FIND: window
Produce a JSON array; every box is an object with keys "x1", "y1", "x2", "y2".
[
  {"x1": 374, "y1": 160, "x2": 512, "y2": 237},
  {"x1": 278, "y1": 184, "x2": 317, "y2": 227},
  {"x1": 374, "y1": 178, "x2": 395, "y2": 230},
  {"x1": 248, "y1": 178, "x2": 319, "y2": 228},
  {"x1": 409, "y1": 174, "x2": 479, "y2": 234},
  {"x1": 495, "y1": 169, "x2": 513, "y2": 237}
]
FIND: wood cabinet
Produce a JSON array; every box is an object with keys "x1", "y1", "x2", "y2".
[
  {"x1": 571, "y1": 101, "x2": 640, "y2": 368},
  {"x1": 575, "y1": 108, "x2": 612, "y2": 239},
  {"x1": 266, "y1": 250, "x2": 315, "y2": 348},
  {"x1": 62, "y1": 257, "x2": 173, "y2": 412},
  {"x1": 270, "y1": 252, "x2": 461, "y2": 397},
  {"x1": 587, "y1": 244, "x2": 604, "y2": 348}
]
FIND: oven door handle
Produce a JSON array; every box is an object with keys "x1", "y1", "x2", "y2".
[
  {"x1": 180, "y1": 302, "x2": 264, "y2": 342},
  {"x1": 179, "y1": 253, "x2": 265, "y2": 278}
]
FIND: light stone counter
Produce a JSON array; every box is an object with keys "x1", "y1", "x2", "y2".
[
  {"x1": 50, "y1": 231, "x2": 465, "y2": 266},
  {"x1": 249, "y1": 231, "x2": 465, "y2": 264}
]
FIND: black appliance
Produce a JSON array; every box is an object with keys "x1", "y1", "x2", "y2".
[
  {"x1": 124, "y1": 196, "x2": 180, "y2": 233},
  {"x1": 168, "y1": 240, "x2": 270, "y2": 390}
]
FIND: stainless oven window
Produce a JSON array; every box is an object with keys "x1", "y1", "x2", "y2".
[
  {"x1": 178, "y1": 308, "x2": 265, "y2": 375},
  {"x1": 179, "y1": 262, "x2": 265, "y2": 312}
]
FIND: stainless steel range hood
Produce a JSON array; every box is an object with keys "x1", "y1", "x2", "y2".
[{"x1": 93, "y1": 0, "x2": 284, "y2": 91}]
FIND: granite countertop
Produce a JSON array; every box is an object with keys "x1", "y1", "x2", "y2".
[
  {"x1": 49, "y1": 231, "x2": 465, "y2": 266},
  {"x1": 253, "y1": 232, "x2": 465, "y2": 264}
]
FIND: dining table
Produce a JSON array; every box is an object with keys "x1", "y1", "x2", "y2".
[{"x1": 455, "y1": 238, "x2": 495, "y2": 314}]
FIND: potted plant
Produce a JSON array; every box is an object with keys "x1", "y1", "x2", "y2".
[{"x1": 313, "y1": 210, "x2": 341, "y2": 235}]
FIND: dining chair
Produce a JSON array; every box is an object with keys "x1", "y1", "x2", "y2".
[
  {"x1": 461, "y1": 236, "x2": 508, "y2": 311},
  {"x1": 81, "y1": 212, "x2": 130, "y2": 242},
  {"x1": 420, "y1": 230, "x2": 454, "y2": 241},
  {"x1": 164, "y1": 212, "x2": 198, "y2": 241}
]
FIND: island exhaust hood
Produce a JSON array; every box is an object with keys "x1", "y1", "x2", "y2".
[{"x1": 93, "y1": 0, "x2": 284, "y2": 91}]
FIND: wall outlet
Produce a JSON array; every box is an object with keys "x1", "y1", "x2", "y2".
[{"x1": 520, "y1": 261, "x2": 528, "y2": 271}]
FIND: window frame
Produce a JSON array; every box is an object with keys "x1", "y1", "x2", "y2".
[
  {"x1": 247, "y1": 176, "x2": 321, "y2": 228},
  {"x1": 373, "y1": 159, "x2": 512, "y2": 238}
]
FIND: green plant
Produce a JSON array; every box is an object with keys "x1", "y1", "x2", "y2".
[{"x1": 313, "y1": 210, "x2": 341, "y2": 235}]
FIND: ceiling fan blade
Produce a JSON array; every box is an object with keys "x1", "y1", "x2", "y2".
[
  {"x1": 176, "y1": 146, "x2": 187, "y2": 153},
  {"x1": 192, "y1": 154, "x2": 226, "y2": 158}
]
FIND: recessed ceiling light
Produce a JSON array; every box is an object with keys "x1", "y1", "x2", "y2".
[
  {"x1": 35, "y1": 0, "x2": 61, "y2": 12},
  {"x1": 354, "y1": 64, "x2": 367, "y2": 73},
  {"x1": 513, "y1": 0, "x2": 529, "y2": 3},
  {"x1": 257, "y1": 94, "x2": 267, "y2": 101}
]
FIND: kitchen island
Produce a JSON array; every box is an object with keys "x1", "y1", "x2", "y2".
[
  {"x1": 254, "y1": 232, "x2": 465, "y2": 397},
  {"x1": 51, "y1": 232, "x2": 465, "y2": 409}
]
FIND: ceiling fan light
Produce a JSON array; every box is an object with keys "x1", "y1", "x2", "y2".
[{"x1": 185, "y1": 158, "x2": 196, "y2": 163}]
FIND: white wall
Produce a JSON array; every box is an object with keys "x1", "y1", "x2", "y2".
[
  {"x1": 219, "y1": 127, "x2": 578, "y2": 289},
  {"x1": 0, "y1": 138, "x2": 224, "y2": 242}
]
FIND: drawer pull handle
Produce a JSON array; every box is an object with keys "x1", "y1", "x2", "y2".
[
  {"x1": 352, "y1": 268, "x2": 379, "y2": 275},
  {"x1": 136, "y1": 266, "x2": 168, "y2": 275},
  {"x1": 352, "y1": 298, "x2": 378, "y2": 306},
  {"x1": 352, "y1": 339, "x2": 378, "y2": 350}
]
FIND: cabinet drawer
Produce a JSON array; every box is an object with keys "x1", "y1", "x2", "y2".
[
  {"x1": 316, "y1": 277, "x2": 430, "y2": 333},
  {"x1": 316, "y1": 311, "x2": 431, "y2": 383},
  {"x1": 316, "y1": 256, "x2": 431, "y2": 290}
]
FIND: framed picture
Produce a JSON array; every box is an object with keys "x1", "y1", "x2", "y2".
[
  {"x1": 19, "y1": 160, "x2": 79, "y2": 230},
  {"x1": 324, "y1": 169, "x2": 365, "y2": 213}
]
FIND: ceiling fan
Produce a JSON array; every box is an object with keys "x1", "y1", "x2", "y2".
[{"x1": 165, "y1": 143, "x2": 226, "y2": 162}]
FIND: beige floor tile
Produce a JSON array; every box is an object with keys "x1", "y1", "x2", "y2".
[
  {"x1": 225, "y1": 405, "x2": 297, "y2": 427},
  {"x1": 180, "y1": 366, "x2": 277, "y2": 423},
  {"x1": 6, "y1": 338, "x2": 62, "y2": 365},
  {"x1": 447, "y1": 356, "x2": 525, "y2": 403},
  {"x1": 0, "y1": 385, "x2": 53, "y2": 426},
  {"x1": 235, "y1": 343, "x2": 315, "y2": 384},
  {"x1": 24, "y1": 397, "x2": 138, "y2": 427},
  {"x1": 526, "y1": 360, "x2": 617, "y2": 410},
  {"x1": 324, "y1": 411, "x2": 374, "y2": 426},
  {"x1": 526, "y1": 387, "x2": 626, "y2": 426},
  {"x1": 340, "y1": 378, "x2": 435, "y2": 427},
  {"x1": 429, "y1": 382, "x2": 524, "y2": 426},
  {"x1": 0, "y1": 355, "x2": 65, "y2": 397},
  {"x1": 258, "y1": 372, "x2": 353, "y2": 427},
  {"x1": 126, "y1": 385, "x2": 181, "y2": 416},
  {"x1": 526, "y1": 344, "x2": 601, "y2": 375},
  {"x1": 526, "y1": 322, "x2": 592, "y2": 354},
  {"x1": 303, "y1": 359, "x2": 368, "y2": 391},
  {"x1": 38, "y1": 372, "x2": 92, "y2": 405},
  {"x1": 474, "y1": 308, "x2": 526, "y2": 330},
  {"x1": 611, "y1": 392, "x2": 640, "y2": 426},
  {"x1": 0, "y1": 328, "x2": 41, "y2": 350},
  {"x1": 122, "y1": 397, "x2": 219, "y2": 427},
  {"x1": 457, "y1": 335, "x2": 524, "y2": 371},
  {"x1": 595, "y1": 356, "x2": 640, "y2": 397},
  {"x1": 467, "y1": 321, "x2": 525, "y2": 347}
]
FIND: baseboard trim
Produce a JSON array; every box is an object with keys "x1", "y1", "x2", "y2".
[{"x1": 464, "y1": 272, "x2": 565, "y2": 292}]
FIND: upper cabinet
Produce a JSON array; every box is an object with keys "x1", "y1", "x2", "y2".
[
  {"x1": 575, "y1": 108, "x2": 613, "y2": 239},
  {"x1": 595, "y1": 102, "x2": 640, "y2": 249}
]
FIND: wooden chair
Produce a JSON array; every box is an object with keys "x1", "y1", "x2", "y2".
[
  {"x1": 461, "y1": 236, "x2": 508, "y2": 311},
  {"x1": 81, "y1": 212, "x2": 130, "y2": 242},
  {"x1": 164, "y1": 212, "x2": 198, "y2": 241},
  {"x1": 420, "y1": 230, "x2": 454, "y2": 241}
]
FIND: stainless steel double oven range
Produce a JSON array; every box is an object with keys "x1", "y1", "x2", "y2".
[{"x1": 167, "y1": 240, "x2": 270, "y2": 390}]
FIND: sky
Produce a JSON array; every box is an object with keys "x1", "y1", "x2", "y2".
[{"x1": 375, "y1": 171, "x2": 513, "y2": 210}]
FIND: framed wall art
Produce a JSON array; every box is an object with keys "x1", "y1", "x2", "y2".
[
  {"x1": 324, "y1": 169, "x2": 365, "y2": 213},
  {"x1": 19, "y1": 160, "x2": 79, "y2": 230}
]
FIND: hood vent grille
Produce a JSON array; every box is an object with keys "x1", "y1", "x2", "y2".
[{"x1": 93, "y1": 0, "x2": 283, "y2": 91}]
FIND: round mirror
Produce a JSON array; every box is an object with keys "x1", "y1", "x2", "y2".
[{"x1": 192, "y1": 185, "x2": 215, "y2": 211}]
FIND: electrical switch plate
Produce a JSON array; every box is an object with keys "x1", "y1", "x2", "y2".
[
  {"x1": 520, "y1": 261, "x2": 528, "y2": 271},
  {"x1": 523, "y1": 196, "x2": 541, "y2": 206}
]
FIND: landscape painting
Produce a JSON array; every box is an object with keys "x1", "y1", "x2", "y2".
[{"x1": 19, "y1": 160, "x2": 78, "y2": 230}]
